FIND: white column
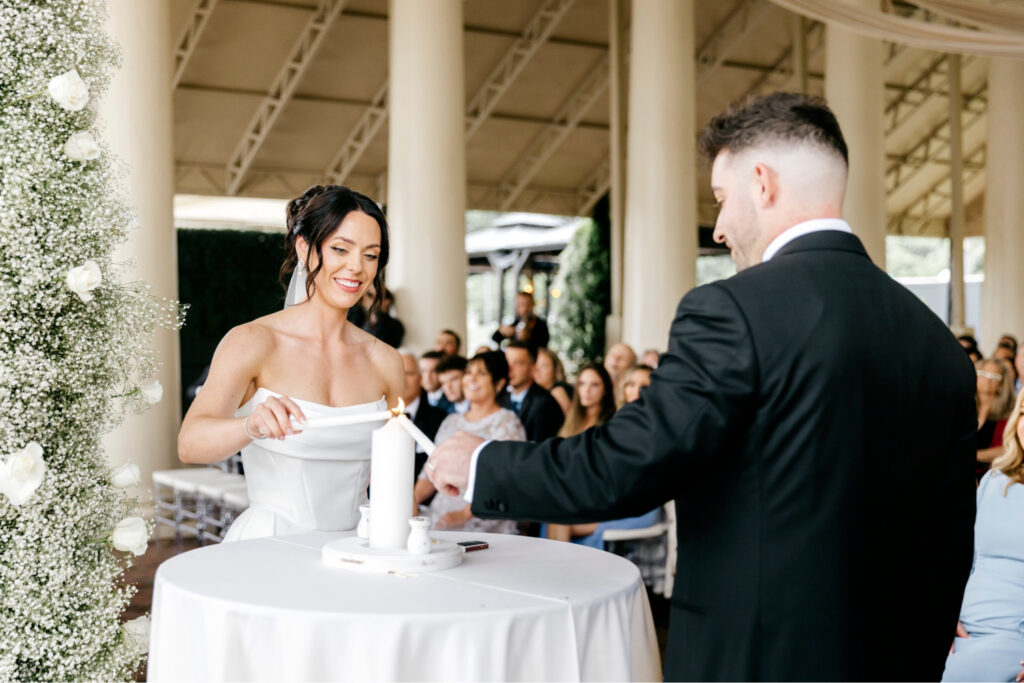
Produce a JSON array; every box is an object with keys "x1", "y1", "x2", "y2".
[
  {"x1": 824, "y1": 0, "x2": 886, "y2": 268},
  {"x1": 387, "y1": 0, "x2": 467, "y2": 351},
  {"x1": 947, "y1": 54, "x2": 966, "y2": 330},
  {"x1": 605, "y1": 0, "x2": 629, "y2": 346},
  {"x1": 981, "y1": 59, "x2": 1024, "y2": 350},
  {"x1": 100, "y1": 0, "x2": 181, "y2": 496},
  {"x1": 621, "y1": 0, "x2": 697, "y2": 353}
]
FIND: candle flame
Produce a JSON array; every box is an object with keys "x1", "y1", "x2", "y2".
[{"x1": 390, "y1": 397, "x2": 405, "y2": 418}]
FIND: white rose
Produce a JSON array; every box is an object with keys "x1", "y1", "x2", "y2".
[
  {"x1": 111, "y1": 516, "x2": 149, "y2": 556},
  {"x1": 66, "y1": 260, "x2": 101, "y2": 302},
  {"x1": 0, "y1": 442, "x2": 46, "y2": 506},
  {"x1": 47, "y1": 69, "x2": 90, "y2": 111},
  {"x1": 110, "y1": 462, "x2": 141, "y2": 489},
  {"x1": 139, "y1": 381, "x2": 163, "y2": 406},
  {"x1": 63, "y1": 131, "x2": 100, "y2": 161},
  {"x1": 122, "y1": 615, "x2": 150, "y2": 655}
]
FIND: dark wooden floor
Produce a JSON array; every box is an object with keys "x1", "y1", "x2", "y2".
[{"x1": 123, "y1": 538, "x2": 672, "y2": 678}]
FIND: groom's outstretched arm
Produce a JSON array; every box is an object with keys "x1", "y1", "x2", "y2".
[{"x1": 470, "y1": 283, "x2": 759, "y2": 524}]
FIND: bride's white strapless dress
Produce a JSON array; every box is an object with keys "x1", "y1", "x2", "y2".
[{"x1": 224, "y1": 387, "x2": 387, "y2": 542}]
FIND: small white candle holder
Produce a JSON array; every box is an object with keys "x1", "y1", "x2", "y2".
[
  {"x1": 406, "y1": 516, "x2": 432, "y2": 555},
  {"x1": 357, "y1": 504, "x2": 370, "y2": 539}
]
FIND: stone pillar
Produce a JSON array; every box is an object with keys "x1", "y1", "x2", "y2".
[
  {"x1": 824, "y1": 0, "x2": 886, "y2": 268},
  {"x1": 605, "y1": 0, "x2": 629, "y2": 346},
  {"x1": 100, "y1": 0, "x2": 181, "y2": 496},
  {"x1": 621, "y1": 0, "x2": 697, "y2": 353},
  {"x1": 947, "y1": 54, "x2": 966, "y2": 329},
  {"x1": 387, "y1": 0, "x2": 467, "y2": 351},
  {"x1": 981, "y1": 59, "x2": 1024, "y2": 350}
]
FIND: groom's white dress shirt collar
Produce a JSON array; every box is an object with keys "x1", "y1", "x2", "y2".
[
  {"x1": 761, "y1": 218, "x2": 852, "y2": 263},
  {"x1": 426, "y1": 388, "x2": 444, "y2": 407}
]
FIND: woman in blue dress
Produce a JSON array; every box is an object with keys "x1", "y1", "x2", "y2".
[{"x1": 943, "y1": 389, "x2": 1024, "y2": 682}]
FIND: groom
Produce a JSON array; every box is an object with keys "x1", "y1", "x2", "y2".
[{"x1": 428, "y1": 93, "x2": 977, "y2": 681}]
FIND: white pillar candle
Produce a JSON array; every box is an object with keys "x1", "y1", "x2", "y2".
[{"x1": 369, "y1": 418, "x2": 415, "y2": 550}]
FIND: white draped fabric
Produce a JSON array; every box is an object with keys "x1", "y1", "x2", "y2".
[
  {"x1": 768, "y1": 0, "x2": 1024, "y2": 57},
  {"x1": 148, "y1": 531, "x2": 661, "y2": 682},
  {"x1": 912, "y1": 0, "x2": 1024, "y2": 36}
]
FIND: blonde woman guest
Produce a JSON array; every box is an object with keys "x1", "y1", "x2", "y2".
[
  {"x1": 943, "y1": 390, "x2": 1024, "y2": 682},
  {"x1": 414, "y1": 352, "x2": 524, "y2": 533},
  {"x1": 533, "y1": 347, "x2": 573, "y2": 415},
  {"x1": 976, "y1": 358, "x2": 1017, "y2": 476},
  {"x1": 620, "y1": 364, "x2": 653, "y2": 406}
]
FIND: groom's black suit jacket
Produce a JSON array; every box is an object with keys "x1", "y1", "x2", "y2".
[{"x1": 471, "y1": 231, "x2": 977, "y2": 681}]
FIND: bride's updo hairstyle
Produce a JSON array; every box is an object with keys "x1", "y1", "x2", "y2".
[{"x1": 281, "y1": 184, "x2": 390, "y2": 313}]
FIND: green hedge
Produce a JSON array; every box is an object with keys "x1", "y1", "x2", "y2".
[{"x1": 177, "y1": 229, "x2": 286, "y2": 412}]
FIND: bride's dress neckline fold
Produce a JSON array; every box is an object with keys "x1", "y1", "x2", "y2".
[{"x1": 246, "y1": 386, "x2": 386, "y2": 411}]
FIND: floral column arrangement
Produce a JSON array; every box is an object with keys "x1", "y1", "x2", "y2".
[{"x1": 0, "y1": 2, "x2": 183, "y2": 679}]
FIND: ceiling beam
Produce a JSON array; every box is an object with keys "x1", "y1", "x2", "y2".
[
  {"x1": 323, "y1": 80, "x2": 388, "y2": 185},
  {"x1": 465, "y1": 0, "x2": 578, "y2": 141},
  {"x1": 887, "y1": 141, "x2": 986, "y2": 236},
  {"x1": 223, "y1": 0, "x2": 609, "y2": 50},
  {"x1": 172, "y1": 0, "x2": 220, "y2": 88},
  {"x1": 176, "y1": 83, "x2": 609, "y2": 130},
  {"x1": 886, "y1": 83, "x2": 987, "y2": 197},
  {"x1": 224, "y1": 0, "x2": 347, "y2": 196},
  {"x1": 495, "y1": 53, "x2": 610, "y2": 211},
  {"x1": 696, "y1": 0, "x2": 775, "y2": 86}
]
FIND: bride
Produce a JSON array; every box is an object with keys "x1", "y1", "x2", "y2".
[{"x1": 177, "y1": 185, "x2": 404, "y2": 541}]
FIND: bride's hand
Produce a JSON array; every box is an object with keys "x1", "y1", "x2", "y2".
[{"x1": 246, "y1": 395, "x2": 306, "y2": 440}]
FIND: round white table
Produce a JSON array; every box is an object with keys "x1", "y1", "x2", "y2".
[{"x1": 148, "y1": 530, "x2": 661, "y2": 682}]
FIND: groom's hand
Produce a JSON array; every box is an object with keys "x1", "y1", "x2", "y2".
[{"x1": 427, "y1": 431, "x2": 484, "y2": 497}]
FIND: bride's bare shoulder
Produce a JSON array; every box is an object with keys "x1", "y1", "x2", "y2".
[{"x1": 218, "y1": 316, "x2": 281, "y2": 358}]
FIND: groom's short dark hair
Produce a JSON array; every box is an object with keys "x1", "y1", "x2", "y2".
[{"x1": 698, "y1": 92, "x2": 848, "y2": 166}]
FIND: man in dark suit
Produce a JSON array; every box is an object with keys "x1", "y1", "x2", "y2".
[
  {"x1": 399, "y1": 351, "x2": 446, "y2": 477},
  {"x1": 492, "y1": 292, "x2": 550, "y2": 353},
  {"x1": 428, "y1": 93, "x2": 976, "y2": 681},
  {"x1": 500, "y1": 341, "x2": 563, "y2": 442}
]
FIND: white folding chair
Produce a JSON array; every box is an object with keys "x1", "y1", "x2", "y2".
[
  {"x1": 601, "y1": 501, "x2": 676, "y2": 596},
  {"x1": 152, "y1": 468, "x2": 244, "y2": 542}
]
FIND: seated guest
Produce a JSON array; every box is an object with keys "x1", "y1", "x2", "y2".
[
  {"x1": 621, "y1": 364, "x2": 654, "y2": 406},
  {"x1": 414, "y1": 352, "x2": 524, "y2": 533},
  {"x1": 500, "y1": 341, "x2": 563, "y2": 442},
  {"x1": 435, "y1": 329, "x2": 461, "y2": 357},
  {"x1": 603, "y1": 342, "x2": 637, "y2": 403},
  {"x1": 492, "y1": 291, "x2": 549, "y2": 352},
  {"x1": 533, "y1": 347, "x2": 573, "y2": 416},
  {"x1": 641, "y1": 348, "x2": 660, "y2": 369},
  {"x1": 958, "y1": 334, "x2": 983, "y2": 364},
  {"x1": 943, "y1": 390, "x2": 1024, "y2": 682},
  {"x1": 1017, "y1": 349, "x2": 1023, "y2": 394},
  {"x1": 419, "y1": 350, "x2": 450, "y2": 412},
  {"x1": 362, "y1": 287, "x2": 404, "y2": 348},
  {"x1": 547, "y1": 363, "x2": 659, "y2": 544},
  {"x1": 994, "y1": 334, "x2": 1018, "y2": 363},
  {"x1": 436, "y1": 354, "x2": 468, "y2": 414},
  {"x1": 473, "y1": 344, "x2": 493, "y2": 356},
  {"x1": 976, "y1": 357, "x2": 1016, "y2": 478},
  {"x1": 399, "y1": 350, "x2": 446, "y2": 477}
]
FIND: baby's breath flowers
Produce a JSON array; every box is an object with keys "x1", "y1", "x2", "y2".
[{"x1": 1, "y1": 1, "x2": 184, "y2": 679}]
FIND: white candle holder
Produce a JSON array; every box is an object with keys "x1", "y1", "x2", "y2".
[{"x1": 320, "y1": 400, "x2": 462, "y2": 574}]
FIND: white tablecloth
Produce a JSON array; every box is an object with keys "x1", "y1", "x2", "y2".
[{"x1": 148, "y1": 531, "x2": 661, "y2": 682}]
